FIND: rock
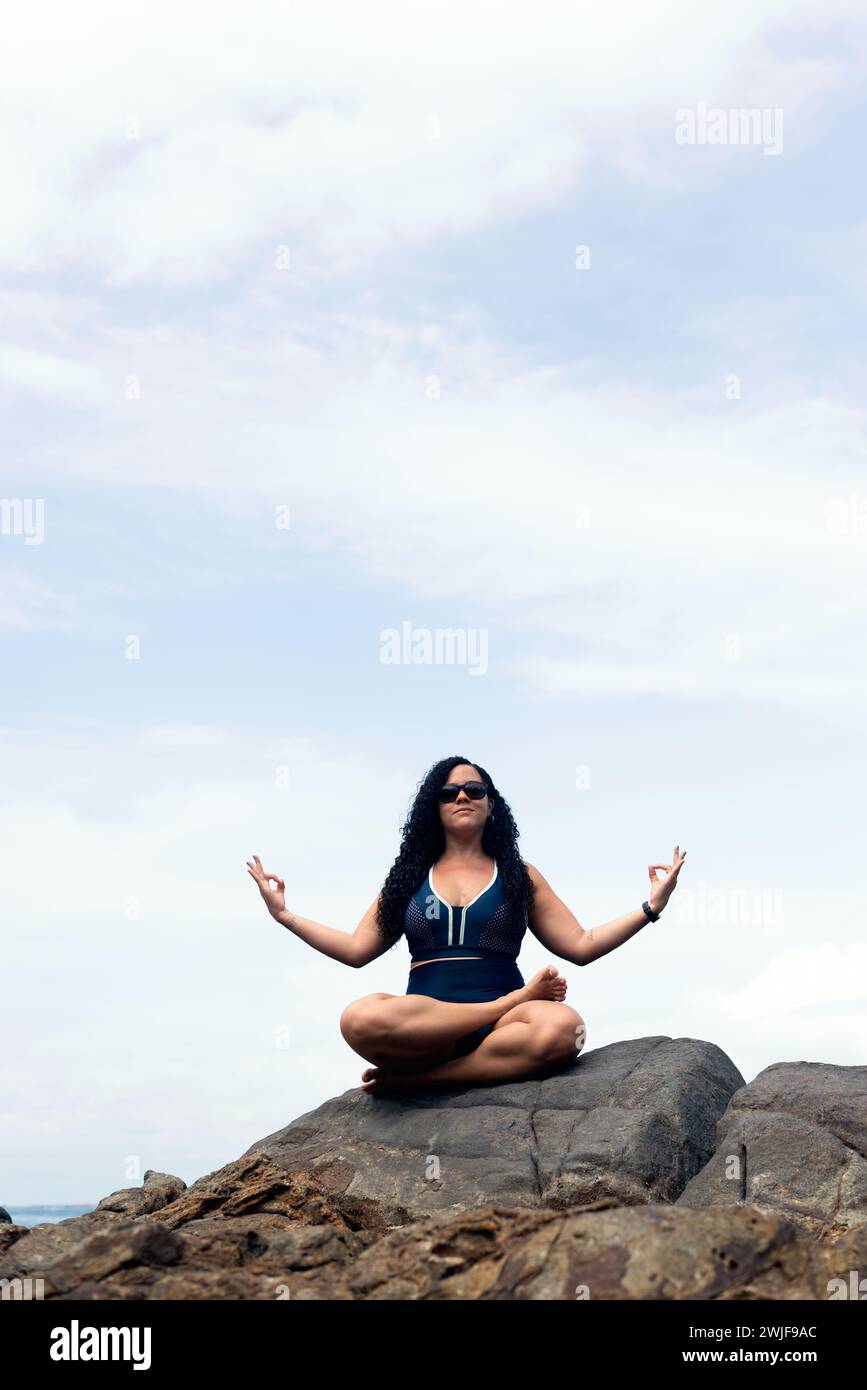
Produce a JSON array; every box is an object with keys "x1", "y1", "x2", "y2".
[
  {"x1": 39, "y1": 1220, "x2": 185, "y2": 1298},
  {"x1": 29, "y1": 1156, "x2": 386, "y2": 1301},
  {"x1": 94, "y1": 1169, "x2": 187, "y2": 1218},
  {"x1": 0, "y1": 1211, "x2": 132, "y2": 1278},
  {"x1": 0, "y1": 1224, "x2": 29, "y2": 1258},
  {"x1": 0, "y1": 1153, "x2": 385, "y2": 1291},
  {"x1": 677, "y1": 1062, "x2": 867, "y2": 1237},
  {"x1": 283, "y1": 1202, "x2": 867, "y2": 1302},
  {"x1": 9, "y1": 1040, "x2": 864, "y2": 1300},
  {"x1": 243, "y1": 1037, "x2": 745, "y2": 1221},
  {"x1": 0, "y1": 1171, "x2": 189, "y2": 1278},
  {"x1": 0, "y1": 1206, "x2": 11, "y2": 1223},
  {"x1": 39, "y1": 1207, "x2": 381, "y2": 1300},
  {"x1": 27, "y1": 1198, "x2": 867, "y2": 1301},
  {"x1": 147, "y1": 1154, "x2": 392, "y2": 1234}
]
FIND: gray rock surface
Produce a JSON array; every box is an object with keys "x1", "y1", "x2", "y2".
[
  {"x1": 244, "y1": 1036, "x2": 745, "y2": 1221},
  {"x1": 677, "y1": 1061, "x2": 867, "y2": 1237}
]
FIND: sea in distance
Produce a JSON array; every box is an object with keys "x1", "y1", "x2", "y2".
[{"x1": 4, "y1": 1205, "x2": 96, "y2": 1229}]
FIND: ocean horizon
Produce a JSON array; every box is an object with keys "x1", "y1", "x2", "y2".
[{"x1": 3, "y1": 1205, "x2": 96, "y2": 1229}]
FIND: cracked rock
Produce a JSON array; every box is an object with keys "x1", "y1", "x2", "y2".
[
  {"x1": 677, "y1": 1061, "x2": 867, "y2": 1237},
  {"x1": 243, "y1": 1035, "x2": 744, "y2": 1221}
]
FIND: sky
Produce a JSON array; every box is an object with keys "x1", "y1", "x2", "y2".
[{"x1": 2, "y1": 0, "x2": 867, "y2": 1205}]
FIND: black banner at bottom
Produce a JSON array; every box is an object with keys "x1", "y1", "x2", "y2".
[{"x1": 5, "y1": 1294, "x2": 863, "y2": 1373}]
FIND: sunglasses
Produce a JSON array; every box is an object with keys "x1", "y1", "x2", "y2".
[{"x1": 438, "y1": 780, "x2": 488, "y2": 802}]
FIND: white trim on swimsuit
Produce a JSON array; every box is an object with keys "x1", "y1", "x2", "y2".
[{"x1": 428, "y1": 860, "x2": 499, "y2": 946}]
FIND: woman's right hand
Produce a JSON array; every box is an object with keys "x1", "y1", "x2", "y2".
[{"x1": 246, "y1": 854, "x2": 286, "y2": 918}]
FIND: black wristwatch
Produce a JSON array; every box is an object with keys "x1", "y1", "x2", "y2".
[{"x1": 641, "y1": 900, "x2": 661, "y2": 922}]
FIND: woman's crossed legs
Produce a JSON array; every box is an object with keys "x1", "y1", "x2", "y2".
[{"x1": 340, "y1": 965, "x2": 587, "y2": 1093}]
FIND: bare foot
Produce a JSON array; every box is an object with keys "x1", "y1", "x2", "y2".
[
  {"x1": 511, "y1": 965, "x2": 567, "y2": 1008},
  {"x1": 361, "y1": 1065, "x2": 422, "y2": 1094}
]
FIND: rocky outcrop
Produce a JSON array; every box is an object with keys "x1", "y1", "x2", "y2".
[
  {"x1": 2, "y1": 1156, "x2": 864, "y2": 1300},
  {"x1": 0, "y1": 1156, "x2": 386, "y2": 1285},
  {"x1": 244, "y1": 1037, "x2": 745, "y2": 1221},
  {"x1": 0, "y1": 1172, "x2": 187, "y2": 1279},
  {"x1": 93, "y1": 1169, "x2": 187, "y2": 1219},
  {"x1": 3, "y1": 1040, "x2": 864, "y2": 1300},
  {"x1": 677, "y1": 1062, "x2": 867, "y2": 1237}
]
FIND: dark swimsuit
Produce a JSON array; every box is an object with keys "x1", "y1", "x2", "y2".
[{"x1": 403, "y1": 859, "x2": 527, "y2": 1056}]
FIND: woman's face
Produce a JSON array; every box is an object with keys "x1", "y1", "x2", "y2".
[{"x1": 437, "y1": 763, "x2": 490, "y2": 833}]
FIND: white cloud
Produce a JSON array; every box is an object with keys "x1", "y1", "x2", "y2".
[
  {"x1": 2, "y1": 6, "x2": 865, "y2": 709},
  {"x1": 682, "y1": 942, "x2": 867, "y2": 1073},
  {"x1": 0, "y1": 722, "x2": 413, "y2": 932},
  {"x1": 0, "y1": 571, "x2": 81, "y2": 632},
  {"x1": 11, "y1": 309, "x2": 866, "y2": 710},
  {"x1": 1, "y1": 1, "x2": 864, "y2": 282},
  {"x1": 507, "y1": 660, "x2": 867, "y2": 708},
  {"x1": 0, "y1": 721, "x2": 417, "y2": 1195},
  {"x1": 0, "y1": 283, "x2": 862, "y2": 723},
  {"x1": 0, "y1": 344, "x2": 107, "y2": 405},
  {"x1": 138, "y1": 724, "x2": 239, "y2": 752},
  {"x1": 713, "y1": 942, "x2": 867, "y2": 1011}
]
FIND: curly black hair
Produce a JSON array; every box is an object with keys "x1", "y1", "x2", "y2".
[{"x1": 375, "y1": 755, "x2": 534, "y2": 944}]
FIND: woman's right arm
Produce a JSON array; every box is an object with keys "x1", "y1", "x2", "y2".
[{"x1": 246, "y1": 854, "x2": 395, "y2": 967}]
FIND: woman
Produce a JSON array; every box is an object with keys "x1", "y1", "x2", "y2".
[{"x1": 247, "y1": 756, "x2": 686, "y2": 1094}]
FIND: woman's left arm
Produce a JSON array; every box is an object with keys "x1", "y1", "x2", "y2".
[{"x1": 524, "y1": 848, "x2": 687, "y2": 965}]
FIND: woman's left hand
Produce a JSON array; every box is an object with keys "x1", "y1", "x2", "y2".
[{"x1": 648, "y1": 845, "x2": 687, "y2": 915}]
